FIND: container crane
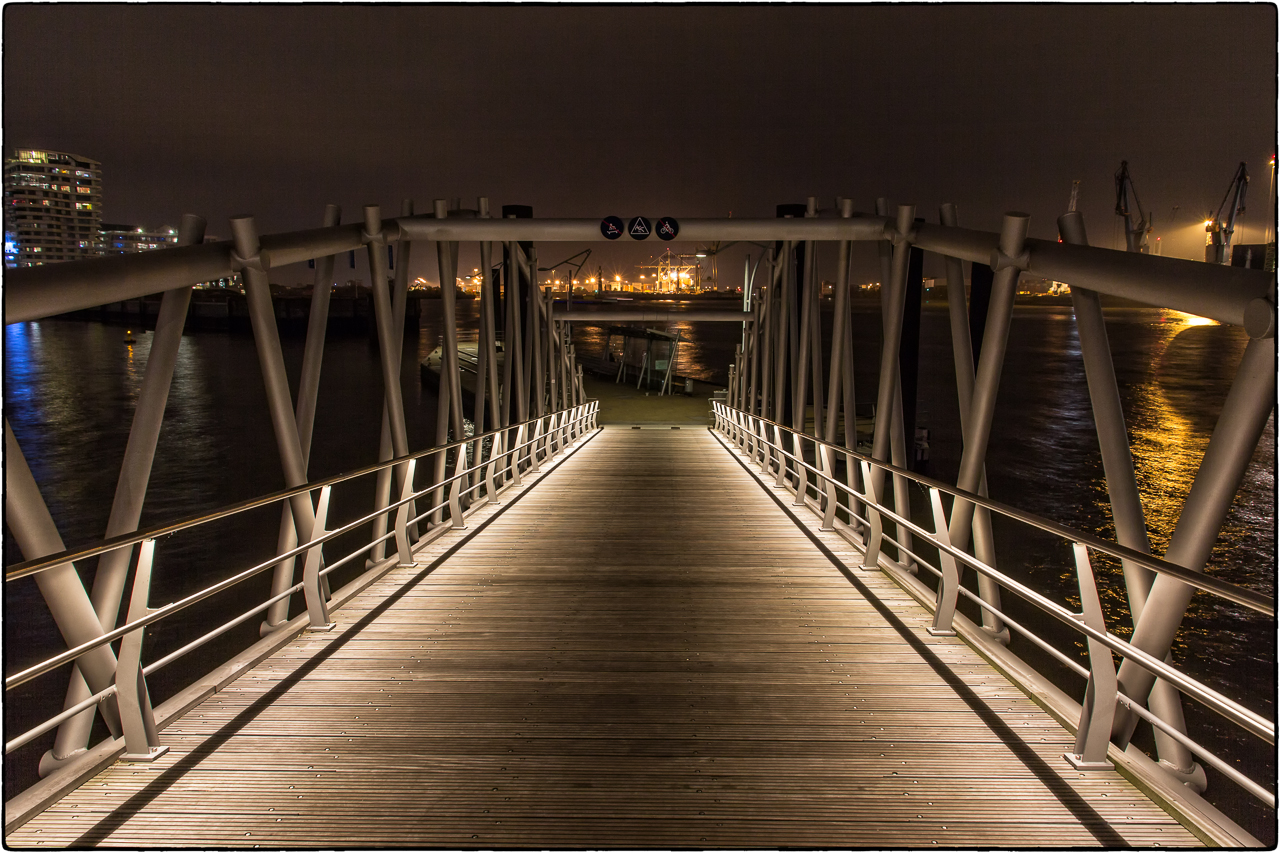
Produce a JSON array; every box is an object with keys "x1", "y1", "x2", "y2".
[
  {"x1": 1204, "y1": 162, "x2": 1249, "y2": 265},
  {"x1": 1114, "y1": 161, "x2": 1153, "y2": 253}
]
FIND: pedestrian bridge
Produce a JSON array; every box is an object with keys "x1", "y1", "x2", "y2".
[
  {"x1": 0, "y1": 422, "x2": 1209, "y2": 847},
  {"x1": 4, "y1": 200, "x2": 1274, "y2": 846}
]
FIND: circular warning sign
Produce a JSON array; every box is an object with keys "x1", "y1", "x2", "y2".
[
  {"x1": 600, "y1": 216, "x2": 624, "y2": 240},
  {"x1": 628, "y1": 216, "x2": 652, "y2": 240},
  {"x1": 656, "y1": 217, "x2": 680, "y2": 241}
]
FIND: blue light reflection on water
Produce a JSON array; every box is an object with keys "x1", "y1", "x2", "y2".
[{"x1": 2, "y1": 302, "x2": 1274, "y2": 836}]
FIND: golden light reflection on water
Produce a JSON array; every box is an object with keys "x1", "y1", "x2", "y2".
[
  {"x1": 1127, "y1": 311, "x2": 1242, "y2": 557},
  {"x1": 1166, "y1": 311, "x2": 1218, "y2": 328}
]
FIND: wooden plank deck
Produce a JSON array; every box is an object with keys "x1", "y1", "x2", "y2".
[{"x1": 6, "y1": 427, "x2": 1200, "y2": 848}]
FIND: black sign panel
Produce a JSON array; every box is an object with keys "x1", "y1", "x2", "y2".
[
  {"x1": 600, "y1": 216, "x2": 624, "y2": 240},
  {"x1": 628, "y1": 216, "x2": 652, "y2": 240},
  {"x1": 656, "y1": 217, "x2": 680, "y2": 241}
]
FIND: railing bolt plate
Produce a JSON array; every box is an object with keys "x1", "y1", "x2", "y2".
[{"x1": 121, "y1": 745, "x2": 170, "y2": 763}]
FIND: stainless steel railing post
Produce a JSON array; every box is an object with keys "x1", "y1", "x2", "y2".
[
  {"x1": 302, "y1": 486, "x2": 336, "y2": 629},
  {"x1": 1066, "y1": 543, "x2": 1120, "y2": 770},
  {"x1": 859, "y1": 460, "x2": 884, "y2": 571},
  {"x1": 925, "y1": 488, "x2": 960, "y2": 637},
  {"x1": 116, "y1": 539, "x2": 167, "y2": 762}
]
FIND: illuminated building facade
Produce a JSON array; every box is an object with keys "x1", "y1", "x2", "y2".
[
  {"x1": 101, "y1": 223, "x2": 178, "y2": 254},
  {"x1": 4, "y1": 148, "x2": 102, "y2": 267}
]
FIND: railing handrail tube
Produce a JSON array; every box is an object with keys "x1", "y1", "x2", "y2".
[
  {"x1": 6, "y1": 416, "x2": 544, "y2": 754},
  {"x1": 715, "y1": 403, "x2": 1272, "y2": 615},
  {"x1": 5, "y1": 405, "x2": 591, "y2": 582},
  {"x1": 5, "y1": 404, "x2": 598, "y2": 690},
  {"x1": 712, "y1": 406, "x2": 1276, "y2": 744}
]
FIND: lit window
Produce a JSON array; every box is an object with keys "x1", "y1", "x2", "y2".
[
  {"x1": 76, "y1": 187, "x2": 91, "y2": 194},
  {"x1": 75, "y1": 203, "x2": 92, "y2": 210},
  {"x1": 18, "y1": 150, "x2": 48, "y2": 163}
]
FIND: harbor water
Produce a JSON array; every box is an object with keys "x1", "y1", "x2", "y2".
[{"x1": 3, "y1": 299, "x2": 1274, "y2": 838}]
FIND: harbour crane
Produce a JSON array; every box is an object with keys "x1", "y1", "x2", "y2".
[
  {"x1": 1204, "y1": 162, "x2": 1249, "y2": 265},
  {"x1": 1114, "y1": 161, "x2": 1153, "y2": 252}
]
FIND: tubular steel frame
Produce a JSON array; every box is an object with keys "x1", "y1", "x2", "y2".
[
  {"x1": 6, "y1": 402, "x2": 600, "y2": 756},
  {"x1": 710, "y1": 401, "x2": 1274, "y2": 808},
  {"x1": 4, "y1": 196, "x2": 1275, "y2": 831}
]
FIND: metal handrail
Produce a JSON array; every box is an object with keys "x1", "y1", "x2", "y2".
[
  {"x1": 2, "y1": 398, "x2": 596, "y2": 771},
  {"x1": 713, "y1": 404, "x2": 1272, "y2": 616},
  {"x1": 711, "y1": 401, "x2": 1275, "y2": 806},
  {"x1": 4, "y1": 403, "x2": 597, "y2": 692},
  {"x1": 5, "y1": 408, "x2": 580, "y2": 583},
  {"x1": 718, "y1": 409, "x2": 1272, "y2": 739}
]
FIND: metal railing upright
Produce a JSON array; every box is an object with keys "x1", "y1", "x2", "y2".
[
  {"x1": 4, "y1": 402, "x2": 599, "y2": 763},
  {"x1": 710, "y1": 401, "x2": 1275, "y2": 810}
]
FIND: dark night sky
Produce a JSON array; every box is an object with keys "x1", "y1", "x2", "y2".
[{"x1": 3, "y1": 3, "x2": 1276, "y2": 283}]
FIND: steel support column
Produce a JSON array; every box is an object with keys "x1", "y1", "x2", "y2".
[
  {"x1": 264, "y1": 204, "x2": 341, "y2": 621},
  {"x1": 431, "y1": 200, "x2": 467, "y2": 527},
  {"x1": 939, "y1": 203, "x2": 1007, "y2": 641},
  {"x1": 1059, "y1": 211, "x2": 1201, "y2": 780},
  {"x1": 43, "y1": 214, "x2": 207, "y2": 766},
  {"x1": 791, "y1": 202, "x2": 818, "y2": 504},
  {"x1": 947, "y1": 213, "x2": 1030, "y2": 554},
  {"x1": 773, "y1": 241, "x2": 793, "y2": 425},
  {"x1": 823, "y1": 199, "x2": 856, "y2": 529},
  {"x1": 370, "y1": 200, "x2": 416, "y2": 563},
  {"x1": 5, "y1": 422, "x2": 123, "y2": 773},
  {"x1": 869, "y1": 205, "x2": 915, "y2": 560},
  {"x1": 1113, "y1": 333, "x2": 1276, "y2": 746},
  {"x1": 229, "y1": 216, "x2": 319, "y2": 570}
]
